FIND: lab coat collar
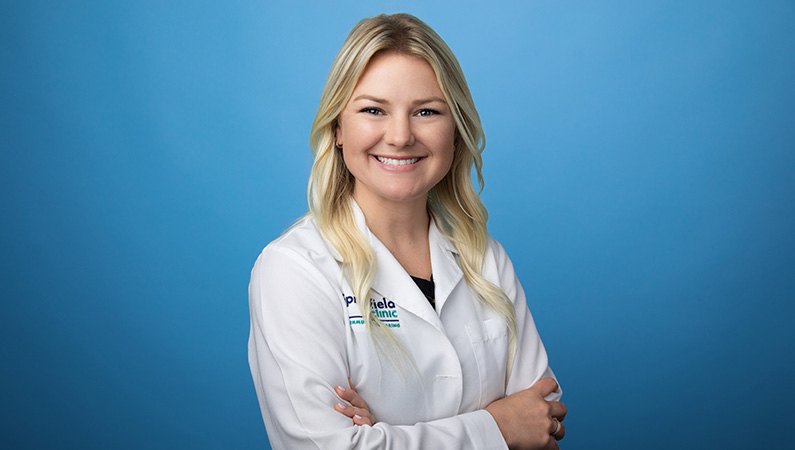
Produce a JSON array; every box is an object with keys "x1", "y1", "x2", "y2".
[
  {"x1": 335, "y1": 200, "x2": 463, "y2": 330},
  {"x1": 427, "y1": 220, "x2": 462, "y2": 314}
]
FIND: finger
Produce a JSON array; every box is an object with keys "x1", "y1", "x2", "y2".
[
  {"x1": 334, "y1": 402, "x2": 373, "y2": 423},
  {"x1": 353, "y1": 413, "x2": 374, "y2": 427},
  {"x1": 549, "y1": 401, "x2": 567, "y2": 421},
  {"x1": 540, "y1": 435, "x2": 560, "y2": 450},
  {"x1": 334, "y1": 402, "x2": 355, "y2": 419},
  {"x1": 548, "y1": 417, "x2": 560, "y2": 435},
  {"x1": 336, "y1": 384, "x2": 367, "y2": 408},
  {"x1": 335, "y1": 385, "x2": 351, "y2": 404},
  {"x1": 528, "y1": 377, "x2": 559, "y2": 398},
  {"x1": 336, "y1": 384, "x2": 369, "y2": 409},
  {"x1": 554, "y1": 422, "x2": 566, "y2": 441}
]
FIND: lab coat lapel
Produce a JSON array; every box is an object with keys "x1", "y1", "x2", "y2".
[
  {"x1": 351, "y1": 203, "x2": 444, "y2": 331},
  {"x1": 428, "y1": 220, "x2": 463, "y2": 315}
]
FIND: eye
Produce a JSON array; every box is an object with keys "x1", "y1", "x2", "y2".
[
  {"x1": 360, "y1": 107, "x2": 383, "y2": 115},
  {"x1": 417, "y1": 109, "x2": 440, "y2": 117}
]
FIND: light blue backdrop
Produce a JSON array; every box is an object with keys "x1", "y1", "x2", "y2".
[{"x1": 2, "y1": 1, "x2": 793, "y2": 448}]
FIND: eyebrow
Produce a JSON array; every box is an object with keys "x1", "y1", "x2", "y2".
[{"x1": 352, "y1": 94, "x2": 447, "y2": 105}]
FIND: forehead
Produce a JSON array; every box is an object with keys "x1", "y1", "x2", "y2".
[{"x1": 351, "y1": 52, "x2": 444, "y2": 98}]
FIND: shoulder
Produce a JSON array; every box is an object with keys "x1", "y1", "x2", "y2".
[
  {"x1": 259, "y1": 215, "x2": 331, "y2": 259},
  {"x1": 254, "y1": 215, "x2": 336, "y2": 270},
  {"x1": 485, "y1": 235, "x2": 513, "y2": 274},
  {"x1": 248, "y1": 217, "x2": 349, "y2": 346},
  {"x1": 486, "y1": 235, "x2": 507, "y2": 257},
  {"x1": 482, "y1": 235, "x2": 522, "y2": 301},
  {"x1": 250, "y1": 215, "x2": 342, "y2": 305}
]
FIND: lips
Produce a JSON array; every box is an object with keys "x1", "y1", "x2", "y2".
[{"x1": 375, "y1": 156, "x2": 420, "y2": 166}]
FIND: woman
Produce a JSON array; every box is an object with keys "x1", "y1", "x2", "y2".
[{"x1": 248, "y1": 13, "x2": 567, "y2": 450}]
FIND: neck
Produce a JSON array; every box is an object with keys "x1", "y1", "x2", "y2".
[
  {"x1": 354, "y1": 193, "x2": 430, "y2": 246},
  {"x1": 352, "y1": 190, "x2": 433, "y2": 279}
]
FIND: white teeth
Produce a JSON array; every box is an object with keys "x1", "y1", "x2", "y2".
[{"x1": 376, "y1": 156, "x2": 420, "y2": 166}]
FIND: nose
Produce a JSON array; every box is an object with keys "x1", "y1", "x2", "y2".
[{"x1": 384, "y1": 115, "x2": 415, "y2": 147}]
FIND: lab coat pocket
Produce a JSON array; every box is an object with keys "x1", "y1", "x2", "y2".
[{"x1": 466, "y1": 317, "x2": 509, "y2": 407}]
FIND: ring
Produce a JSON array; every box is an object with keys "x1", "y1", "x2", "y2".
[{"x1": 552, "y1": 418, "x2": 562, "y2": 436}]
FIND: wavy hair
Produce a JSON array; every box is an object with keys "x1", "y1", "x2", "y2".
[{"x1": 307, "y1": 13, "x2": 517, "y2": 378}]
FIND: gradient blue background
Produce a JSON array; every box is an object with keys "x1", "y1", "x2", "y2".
[{"x1": 2, "y1": 1, "x2": 793, "y2": 448}]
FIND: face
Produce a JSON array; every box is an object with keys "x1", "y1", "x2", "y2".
[{"x1": 336, "y1": 52, "x2": 456, "y2": 209}]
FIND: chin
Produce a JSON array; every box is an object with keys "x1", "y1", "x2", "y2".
[{"x1": 380, "y1": 190, "x2": 428, "y2": 203}]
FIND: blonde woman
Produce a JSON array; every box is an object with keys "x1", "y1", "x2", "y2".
[{"x1": 248, "y1": 13, "x2": 567, "y2": 450}]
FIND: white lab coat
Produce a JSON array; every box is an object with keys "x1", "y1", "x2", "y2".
[{"x1": 248, "y1": 203, "x2": 560, "y2": 449}]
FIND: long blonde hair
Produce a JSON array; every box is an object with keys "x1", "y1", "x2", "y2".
[{"x1": 307, "y1": 13, "x2": 517, "y2": 376}]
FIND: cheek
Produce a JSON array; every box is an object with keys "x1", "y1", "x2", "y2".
[
  {"x1": 436, "y1": 126, "x2": 457, "y2": 161},
  {"x1": 342, "y1": 119, "x2": 382, "y2": 151},
  {"x1": 340, "y1": 146, "x2": 359, "y2": 176},
  {"x1": 440, "y1": 128, "x2": 457, "y2": 175}
]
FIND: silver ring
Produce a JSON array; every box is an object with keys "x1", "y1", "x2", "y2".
[{"x1": 552, "y1": 418, "x2": 562, "y2": 436}]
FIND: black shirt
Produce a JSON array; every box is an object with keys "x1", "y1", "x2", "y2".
[{"x1": 410, "y1": 275, "x2": 435, "y2": 309}]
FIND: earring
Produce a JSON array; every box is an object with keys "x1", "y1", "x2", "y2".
[{"x1": 335, "y1": 141, "x2": 343, "y2": 149}]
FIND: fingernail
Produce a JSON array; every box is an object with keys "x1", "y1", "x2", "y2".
[
  {"x1": 337, "y1": 403, "x2": 346, "y2": 410},
  {"x1": 337, "y1": 385, "x2": 346, "y2": 392},
  {"x1": 354, "y1": 414, "x2": 362, "y2": 420}
]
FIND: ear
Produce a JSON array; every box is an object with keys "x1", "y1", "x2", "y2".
[{"x1": 335, "y1": 123, "x2": 342, "y2": 143}]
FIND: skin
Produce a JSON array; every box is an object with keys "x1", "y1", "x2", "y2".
[
  {"x1": 336, "y1": 378, "x2": 566, "y2": 449},
  {"x1": 484, "y1": 378, "x2": 567, "y2": 450},
  {"x1": 332, "y1": 51, "x2": 567, "y2": 448},
  {"x1": 335, "y1": 51, "x2": 455, "y2": 278},
  {"x1": 334, "y1": 378, "x2": 376, "y2": 427}
]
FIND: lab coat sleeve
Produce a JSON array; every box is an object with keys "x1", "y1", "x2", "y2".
[
  {"x1": 488, "y1": 239, "x2": 562, "y2": 401},
  {"x1": 248, "y1": 244, "x2": 508, "y2": 450}
]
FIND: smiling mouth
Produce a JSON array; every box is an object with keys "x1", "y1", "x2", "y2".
[{"x1": 375, "y1": 156, "x2": 421, "y2": 166}]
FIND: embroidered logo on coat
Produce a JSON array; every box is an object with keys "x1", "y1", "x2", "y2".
[{"x1": 344, "y1": 294, "x2": 401, "y2": 328}]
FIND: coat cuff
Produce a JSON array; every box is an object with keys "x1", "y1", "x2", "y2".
[{"x1": 459, "y1": 409, "x2": 508, "y2": 450}]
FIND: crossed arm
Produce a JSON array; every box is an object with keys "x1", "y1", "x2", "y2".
[{"x1": 334, "y1": 377, "x2": 568, "y2": 450}]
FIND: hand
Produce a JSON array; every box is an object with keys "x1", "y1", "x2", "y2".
[
  {"x1": 485, "y1": 378, "x2": 567, "y2": 450},
  {"x1": 334, "y1": 377, "x2": 376, "y2": 426}
]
